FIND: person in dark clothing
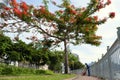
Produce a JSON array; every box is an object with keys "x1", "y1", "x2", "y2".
[{"x1": 85, "y1": 63, "x2": 90, "y2": 76}]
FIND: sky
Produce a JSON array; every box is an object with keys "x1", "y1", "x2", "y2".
[{"x1": 4, "y1": 0, "x2": 120, "y2": 64}]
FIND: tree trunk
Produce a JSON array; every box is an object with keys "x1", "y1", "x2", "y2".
[{"x1": 64, "y1": 40, "x2": 69, "y2": 74}]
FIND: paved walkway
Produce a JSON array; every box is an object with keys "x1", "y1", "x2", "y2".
[{"x1": 64, "y1": 74, "x2": 101, "y2": 80}]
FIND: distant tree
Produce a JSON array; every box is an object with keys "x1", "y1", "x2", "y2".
[
  {"x1": 7, "y1": 51, "x2": 20, "y2": 62},
  {"x1": 0, "y1": 32, "x2": 12, "y2": 59},
  {"x1": 0, "y1": 0, "x2": 115, "y2": 73},
  {"x1": 73, "y1": 61, "x2": 84, "y2": 70},
  {"x1": 31, "y1": 49, "x2": 50, "y2": 67},
  {"x1": 48, "y1": 51, "x2": 63, "y2": 72},
  {"x1": 48, "y1": 50, "x2": 84, "y2": 72},
  {"x1": 28, "y1": 42, "x2": 50, "y2": 68},
  {"x1": 69, "y1": 53, "x2": 84, "y2": 70},
  {"x1": 11, "y1": 40, "x2": 32, "y2": 62}
]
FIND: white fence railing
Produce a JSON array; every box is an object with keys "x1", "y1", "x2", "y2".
[
  {"x1": 90, "y1": 39, "x2": 120, "y2": 80},
  {"x1": 71, "y1": 39, "x2": 120, "y2": 80}
]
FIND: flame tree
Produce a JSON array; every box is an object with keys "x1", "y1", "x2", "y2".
[{"x1": 0, "y1": 0, "x2": 115, "y2": 73}]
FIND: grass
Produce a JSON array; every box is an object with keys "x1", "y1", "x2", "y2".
[
  {"x1": 0, "y1": 63, "x2": 76, "y2": 80},
  {"x1": 0, "y1": 74, "x2": 76, "y2": 80}
]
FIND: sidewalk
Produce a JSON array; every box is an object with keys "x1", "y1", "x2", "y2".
[{"x1": 64, "y1": 74, "x2": 101, "y2": 80}]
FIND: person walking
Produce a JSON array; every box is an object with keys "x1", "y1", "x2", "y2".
[{"x1": 85, "y1": 63, "x2": 90, "y2": 76}]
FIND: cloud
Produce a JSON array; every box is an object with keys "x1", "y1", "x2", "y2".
[
  {"x1": 70, "y1": 44, "x2": 107, "y2": 64},
  {"x1": 71, "y1": 49, "x2": 100, "y2": 64}
]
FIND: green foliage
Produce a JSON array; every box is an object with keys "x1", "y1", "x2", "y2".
[
  {"x1": 7, "y1": 51, "x2": 20, "y2": 61},
  {"x1": 73, "y1": 61, "x2": 84, "y2": 69},
  {"x1": 0, "y1": 63, "x2": 53, "y2": 75},
  {"x1": 12, "y1": 40, "x2": 32, "y2": 62},
  {"x1": 48, "y1": 51, "x2": 84, "y2": 71},
  {"x1": 0, "y1": 33, "x2": 12, "y2": 58},
  {"x1": 69, "y1": 54, "x2": 84, "y2": 70},
  {"x1": 0, "y1": 64, "x2": 5, "y2": 74},
  {"x1": 0, "y1": 64, "x2": 34, "y2": 75},
  {"x1": 30, "y1": 49, "x2": 50, "y2": 66},
  {"x1": 1, "y1": 66, "x2": 15, "y2": 75},
  {"x1": 36, "y1": 69, "x2": 54, "y2": 75},
  {"x1": 48, "y1": 51, "x2": 63, "y2": 72}
]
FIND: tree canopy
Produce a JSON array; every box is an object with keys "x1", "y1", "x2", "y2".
[
  {"x1": 0, "y1": 0, "x2": 115, "y2": 46},
  {"x1": 0, "y1": 0, "x2": 115, "y2": 73}
]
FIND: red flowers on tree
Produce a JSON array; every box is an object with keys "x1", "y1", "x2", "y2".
[
  {"x1": 4, "y1": 7, "x2": 10, "y2": 10},
  {"x1": 94, "y1": 16, "x2": 98, "y2": 21},
  {"x1": 107, "y1": 0, "x2": 111, "y2": 5},
  {"x1": 97, "y1": 0, "x2": 111, "y2": 11},
  {"x1": 22, "y1": 11, "x2": 27, "y2": 15},
  {"x1": 40, "y1": 6, "x2": 46, "y2": 14},
  {"x1": 9, "y1": 0, "x2": 30, "y2": 20},
  {"x1": 109, "y1": 12, "x2": 115, "y2": 18},
  {"x1": 20, "y1": 2, "x2": 29, "y2": 11},
  {"x1": 97, "y1": 2, "x2": 104, "y2": 10},
  {"x1": 11, "y1": 0, "x2": 18, "y2": 8},
  {"x1": 70, "y1": 9, "x2": 77, "y2": 15},
  {"x1": 13, "y1": 8, "x2": 22, "y2": 17}
]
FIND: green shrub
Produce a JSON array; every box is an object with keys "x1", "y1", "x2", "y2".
[
  {"x1": 36, "y1": 69, "x2": 46, "y2": 74},
  {"x1": 20, "y1": 68, "x2": 35, "y2": 74},
  {"x1": 35, "y1": 70, "x2": 54, "y2": 75},
  {"x1": 0, "y1": 63, "x2": 6, "y2": 74},
  {"x1": 0, "y1": 66, "x2": 4, "y2": 74},
  {"x1": 45, "y1": 70, "x2": 54, "y2": 75},
  {"x1": 0, "y1": 64, "x2": 34, "y2": 75},
  {"x1": 0, "y1": 63, "x2": 54, "y2": 75},
  {"x1": 1, "y1": 66, "x2": 14, "y2": 75}
]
